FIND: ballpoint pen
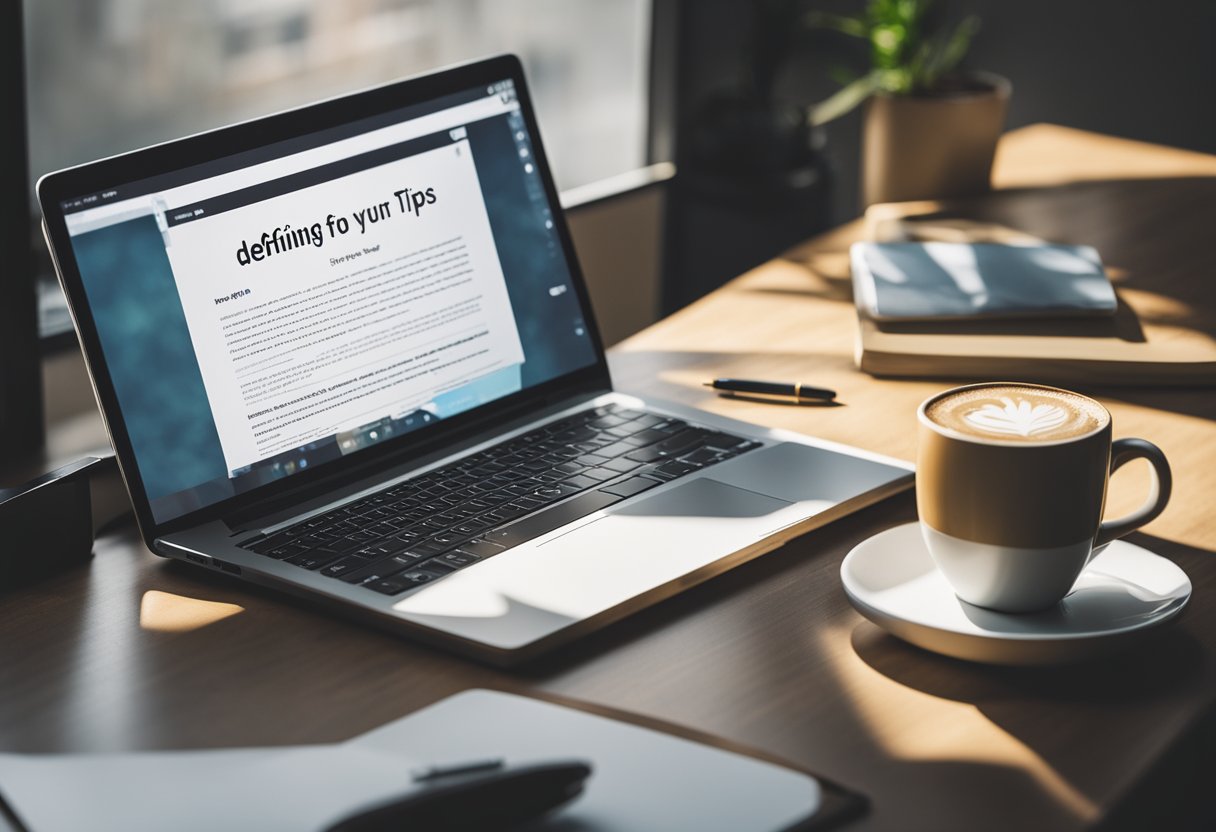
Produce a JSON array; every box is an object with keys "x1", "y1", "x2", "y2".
[
  {"x1": 325, "y1": 758, "x2": 592, "y2": 831},
  {"x1": 703, "y1": 378, "x2": 837, "y2": 402}
]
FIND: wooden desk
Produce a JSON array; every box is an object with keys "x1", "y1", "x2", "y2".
[{"x1": 2, "y1": 125, "x2": 1213, "y2": 831}]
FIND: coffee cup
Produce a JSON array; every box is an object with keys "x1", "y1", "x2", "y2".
[{"x1": 916, "y1": 382, "x2": 1172, "y2": 613}]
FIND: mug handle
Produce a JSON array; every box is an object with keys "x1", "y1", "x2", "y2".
[{"x1": 1092, "y1": 438, "x2": 1172, "y2": 551}]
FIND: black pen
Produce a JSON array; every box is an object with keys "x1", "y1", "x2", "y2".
[
  {"x1": 704, "y1": 378, "x2": 837, "y2": 402},
  {"x1": 325, "y1": 758, "x2": 592, "y2": 831}
]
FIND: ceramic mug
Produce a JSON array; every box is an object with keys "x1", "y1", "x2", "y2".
[{"x1": 916, "y1": 382, "x2": 1172, "y2": 612}]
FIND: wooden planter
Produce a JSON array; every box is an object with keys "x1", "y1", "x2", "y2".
[{"x1": 862, "y1": 72, "x2": 1011, "y2": 206}]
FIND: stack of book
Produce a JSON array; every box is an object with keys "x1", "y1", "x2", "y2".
[{"x1": 852, "y1": 200, "x2": 1216, "y2": 386}]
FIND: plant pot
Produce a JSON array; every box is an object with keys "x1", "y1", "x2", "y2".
[{"x1": 862, "y1": 72, "x2": 1011, "y2": 206}]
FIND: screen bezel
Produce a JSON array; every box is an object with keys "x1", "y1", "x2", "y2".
[{"x1": 38, "y1": 54, "x2": 612, "y2": 540}]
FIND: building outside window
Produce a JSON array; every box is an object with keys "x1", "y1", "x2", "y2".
[{"x1": 25, "y1": 0, "x2": 652, "y2": 337}]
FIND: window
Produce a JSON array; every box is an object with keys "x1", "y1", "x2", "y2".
[{"x1": 26, "y1": 0, "x2": 652, "y2": 337}]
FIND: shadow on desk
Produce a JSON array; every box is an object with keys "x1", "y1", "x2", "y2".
[{"x1": 850, "y1": 533, "x2": 1216, "y2": 832}]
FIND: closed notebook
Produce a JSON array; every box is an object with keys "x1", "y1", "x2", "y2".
[{"x1": 851, "y1": 241, "x2": 1117, "y2": 322}]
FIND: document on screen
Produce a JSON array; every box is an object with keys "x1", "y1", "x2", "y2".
[{"x1": 164, "y1": 140, "x2": 525, "y2": 475}]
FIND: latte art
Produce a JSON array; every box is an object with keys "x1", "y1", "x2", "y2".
[
  {"x1": 924, "y1": 384, "x2": 1108, "y2": 443},
  {"x1": 964, "y1": 398, "x2": 1068, "y2": 437}
]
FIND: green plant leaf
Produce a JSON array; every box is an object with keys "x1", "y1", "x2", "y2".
[
  {"x1": 870, "y1": 23, "x2": 907, "y2": 66},
  {"x1": 829, "y1": 65, "x2": 860, "y2": 86},
  {"x1": 808, "y1": 73, "x2": 880, "y2": 126},
  {"x1": 875, "y1": 66, "x2": 913, "y2": 94},
  {"x1": 807, "y1": 0, "x2": 977, "y2": 102},
  {"x1": 938, "y1": 15, "x2": 980, "y2": 75},
  {"x1": 907, "y1": 40, "x2": 932, "y2": 89},
  {"x1": 803, "y1": 10, "x2": 870, "y2": 38},
  {"x1": 914, "y1": 15, "x2": 978, "y2": 89}
]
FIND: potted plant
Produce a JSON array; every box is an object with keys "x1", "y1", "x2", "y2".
[{"x1": 807, "y1": 0, "x2": 1009, "y2": 206}]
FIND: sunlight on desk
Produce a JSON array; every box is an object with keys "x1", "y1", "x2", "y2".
[
  {"x1": 139, "y1": 591, "x2": 244, "y2": 633},
  {"x1": 816, "y1": 622, "x2": 1099, "y2": 824},
  {"x1": 1115, "y1": 287, "x2": 1199, "y2": 324},
  {"x1": 992, "y1": 124, "x2": 1216, "y2": 189}
]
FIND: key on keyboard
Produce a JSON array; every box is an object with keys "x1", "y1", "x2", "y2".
[{"x1": 240, "y1": 404, "x2": 760, "y2": 595}]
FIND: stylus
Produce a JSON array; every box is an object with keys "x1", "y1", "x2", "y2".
[{"x1": 323, "y1": 758, "x2": 592, "y2": 831}]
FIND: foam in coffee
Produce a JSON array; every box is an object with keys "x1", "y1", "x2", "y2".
[{"x1": 924, "y1": 384, "x2": 1108, "y2": 442}]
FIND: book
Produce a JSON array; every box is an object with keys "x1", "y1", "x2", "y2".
[
  {"x1": 854, "y1": 199, "x2": 1216, "y2": 386},
  {"x1": 851, "y1": 241, "x2": 1117, "y2": 322}
]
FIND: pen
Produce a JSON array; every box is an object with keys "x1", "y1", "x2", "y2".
[
  {"x1": 324, "y1": 758, "x2": 592, "y2": 831},
  {"x1": 704, "y1": 378, "x2": 837, "y2": 402}
]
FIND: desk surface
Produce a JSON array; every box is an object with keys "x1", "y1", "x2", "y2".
[{"x1": 3, "y1": 125, "x2": 1214, "y2": 832}]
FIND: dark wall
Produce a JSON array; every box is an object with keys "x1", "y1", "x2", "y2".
[
  {"x1": 668, "y1": 0, "x2": 1216, "y2": 237},
  {"x1": 1, "y1": 0, "x2": 43, "y2": 458},
  {"x1": 966, "y1": 0, "x2": 1216, "y2": 156},
  {"x1": 660, "y1": 0, "x2": 838, "y2": 310},
  {"x1": 804, "y1": 0, "x2": 1216, "y2": 219}
]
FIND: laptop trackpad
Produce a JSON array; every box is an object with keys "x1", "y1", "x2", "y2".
[
  {"x1": 524, "y1": 478, "x2": 794, "y2": 609},
  {"x1": 393, "y1": 444, "x2": 907, "y2": 650},
  {"x1": 608, "y1": 475, "x2": 790, "y2": 519},
  {"x1": 394, "y1": 478, "x2": 794, "y2": 641},
  {"x1": 709, "y1": 441, "x2": 907, "y2": 505}
]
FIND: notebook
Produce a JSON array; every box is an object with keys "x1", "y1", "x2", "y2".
[
  {"x1": 850, "y1": 241, "x2": 1117, "y2": 322},
  {"x1": 0, "y1": 689, "x2": 864, "y2": 831},
  {"x1": 852, "y1": 199, "x2": 1216, "y2": 385}
]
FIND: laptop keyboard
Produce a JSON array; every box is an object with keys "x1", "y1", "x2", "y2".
[{"x1": 239, "y1": 404, "x2": 760, "y2": 596}]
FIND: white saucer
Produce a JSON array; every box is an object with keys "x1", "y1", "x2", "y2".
[{"x1": 840, "y1": 523, "x2": 1191, "y2": 665}]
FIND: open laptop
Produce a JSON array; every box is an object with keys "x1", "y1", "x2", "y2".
[{"x1": 38, "y1": 55, "x2": 912, "y2": 665}]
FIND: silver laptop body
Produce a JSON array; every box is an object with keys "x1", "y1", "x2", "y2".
[{"x1": 39, "y1": 56, "x2": 912, "y2": 665}]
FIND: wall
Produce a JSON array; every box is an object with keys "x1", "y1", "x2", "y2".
[
  {"x1": 668, "y1": 0, "x2": 1216, "y2": 225},
  {"x1": 787, "y1": 0, "x2": 1216, "y2": 219}
]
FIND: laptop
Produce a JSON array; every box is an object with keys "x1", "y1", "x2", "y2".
[{"x1": 38, "y1": 55, "x2": 912, "y2": 665}]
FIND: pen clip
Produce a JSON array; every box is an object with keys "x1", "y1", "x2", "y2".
[{"x1": 411, "y1": 758, "x2": 504, "y2": 782}]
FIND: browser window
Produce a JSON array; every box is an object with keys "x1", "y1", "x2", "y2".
[{"x1": 61, "y1": 80, "x2": 597, "y2": 522}]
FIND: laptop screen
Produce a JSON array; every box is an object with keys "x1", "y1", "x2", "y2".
[{"x1": 58, "y1": 78, "x2": 599, "y2": 524}]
